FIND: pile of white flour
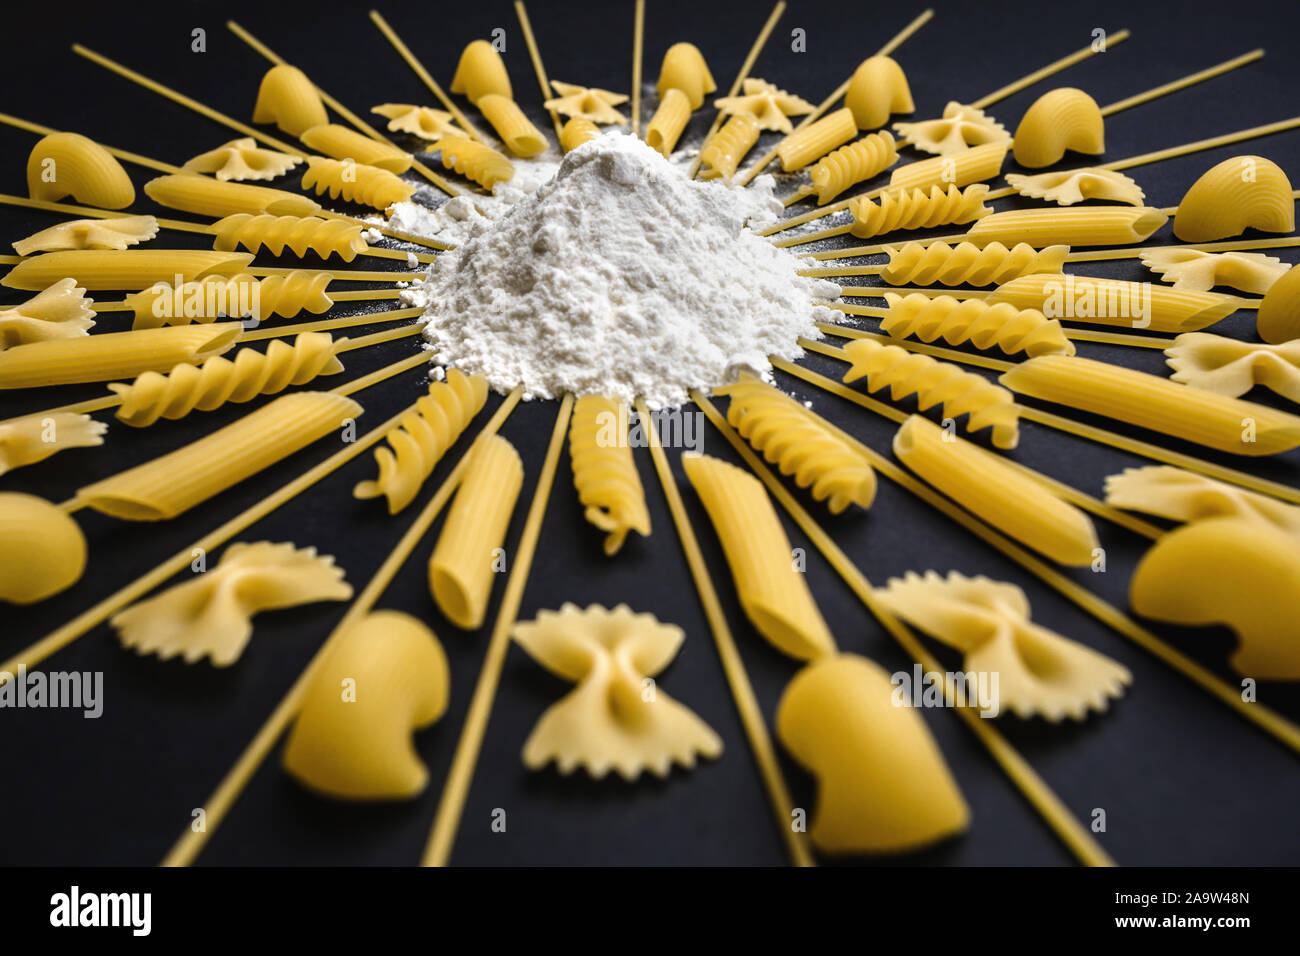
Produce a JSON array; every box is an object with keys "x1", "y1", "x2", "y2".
[{"x1": 403, "y1": 133, "x2": 838, "y2": 408}]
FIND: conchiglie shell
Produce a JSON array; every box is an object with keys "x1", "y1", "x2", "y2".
[
  {"x1": 1012, "y1": 88, "x2": 1105, "y2": 168},
  {"x1": 252, "y1": 65, "x2": 328, "y2": 137},
  {"x1": 450, "y1": 39, "x2": 512, "y2": 105},
  {"x1": 0, "y1": 492, "x2": 87, "y2": 604},
  {"x1": 1173, "y1": 155, "x2": 1296, "y2": 242},
  {"x1": 27, "y1": 133, "x2": 135, "y2": 210},
  {"x1": 844, "y1": 55, "x2": 914, "y2": 130},
  {"x1": 1257, "y1": 264, "x2": 1300, "y2": 344},
  {"x1": 657, "y1": 42, "x2": 715, "y2": 110}
]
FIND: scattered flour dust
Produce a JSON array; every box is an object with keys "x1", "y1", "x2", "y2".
[{"x1": 401, "y1": 133, "x2": 839, "y2": 408}]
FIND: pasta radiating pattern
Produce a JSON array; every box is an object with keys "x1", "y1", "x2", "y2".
[
  {"x1": 568, "y1": 395, "x2": 651, "y2": 555},
  {"x1": 211, "y1": 213, "x2": 368, "y2": 261},
  {"x1": 848, "y1": 183, "x2": 990, "y2": 238},
  {"x1": 881, "y1": 241, "x2": 1068, "y2": 287},
  {"x1": 880, "y1": 292, "x2": 1075, "y2": 358}
]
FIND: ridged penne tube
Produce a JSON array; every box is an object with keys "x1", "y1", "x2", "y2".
[
  {"x1": 568, "y1": 395, "x2": 651, "y2": 554},
  {"x1": 372, "y1": 103, "x2": 460, "y2": 142},
  {"x1": 1165, "y1": 333, "x2": 1300, "y2": 403},
  {"x1": 283, "y1": 610, "x2": 450, "y2": 799},
  {"x1": 252, "y1": 64, "x2": 329, "y2": 137},
  {"x1": 211, "y1": 214, "x2": 368, "y2": 262},
  {"x1": 1012, "y1": 88, "x2": 1105, "y2": 168},
  {"x1": 715, "y1": 379, "x2": 876, "y2": 514},
  {"x1": 428, "y1": 434, "x2": 524, "y2": 630},
  {"x1": 450, "y1": 39, "x2": 513, "y2": 104},
  {"x1": 893, "y1": 102, "x2": 1010, "y2": 156},
  {"x1": 476, "y1": 95, "x2": 548, "y2": 158},
  {"x1": 881, "y1": 292, "x2": 1074, "y2": 357},
  {"x1": 0, "y1": 412, "x2": 106, "y2": 477},
  {"x1": 1140, "y1": 248, "x2": 1289, "y2": 295},
  {"x1": 433, "y1": 136, "x2": 514, "y2": 190},
  {"x1": 849, "y1": 183, "x2": 990, "y2": 239},
  {"x1": 125, "y1": 271, "x2": 333, "y2": 327},
  {"x1": 76, "y1": 392, "x2": 362, "y2": 520},
  {"x1": 1000, "y1": 355, "x2": 1300, "y2": 456},
  {"x1": 0, "y1": 492, "x2": 87, "y2": 604},
  {"x1": 1104, "y1": 465, "x2": 1300, "y2": 535},
  {"x1": 300, "y1": 123, "x2": 413, "y2": 173},
  {"x1": 1173, "y1": 155, "x2": 1296, "y2": 242},
  {"x1": 353, "y1": 369, "x2": 489, "y2": 514},
  {"x1": 882, "y1": 241, "x2": 1069, "y2": 287},
  {"x1": 844, "y1": 55, "x2": 914, "y2": 130},
  {"x1": 893, "y1": 416, "x2": 1098, "y2": 565},
  {"x1": 1257, "y1": 264, "x2": 1300, "y2": 344},
  {"x1": 0, "y1": 323, "x2": 240, "y2": 388},
  {"x1": 646, "y1": 88, "x2": 691, "y2": 158},
  {"x1": 988, "y1": 273, "x2": 1241, "y2": 333},
  {"x1": 776, "y1": 107, "x2": 857, "y2": 172},
  {"x1": 1005, "y1": 168, "x2": 1145, "y2": 206},
  {"x1": 27, "y1": 132, "x2": 135, "y2": 210},
  {"x1": 300, "y1": 158, "x2": 416, "y2": 211},
  {"x1": 681, "y1": 452, "x2": 836, "y2": 661},
  {"x1": 0, "y1": 279, "x2": 97, "y2": 348},
  {"x1": 842, "y1": 338, "x2": 1022, "y2": 448},
  {"x1": 657, "y1": 42, "x2": 715, "y2": 110},
  {"x1": 888, "y1": 142, "x2": 1007, "y2": 191},
  {"x1": 699, "y1": 114, "x2": 760, "y2": 181},
  {"x1": 2, "y1": 249, "x2": 254, "y2": 292},
  {"x1": 13, "y1": 215, "x2": 159, "y2": 256},
  {"x1": 964, "y1": 206, "x2": 1168, "y2": 247},
  {"x1": 109, "y1": 333, "x2": 345, "y2": 427},
  {"x1": 181, "y1": 138, "x2": 301, "y2": 182},
  {"x1": 559, "y1": 117, "x2": 601, "y2": 153},
  {"x1": 143, "y1": 173, "x2": 320, "y2": 218},
  {"x1": 808, "y1": 131, "x2": 898, "y2": 204}
]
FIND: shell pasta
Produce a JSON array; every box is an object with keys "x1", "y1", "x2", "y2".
[
  {"x1": 252, "y1": 64, "x2": 328, "y2": 137},
  {"x1": 450, "y1": 40, "x2": 513, "y2": 104},
  {"x1": 27, "y1": 132, "x2": 135, "y2": 210},
  {"x1": 657, "y1": 42, "x2": 715, "y2": 110}
]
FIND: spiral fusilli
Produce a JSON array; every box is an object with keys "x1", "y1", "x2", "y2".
[
  {"x1": 301, "y1": 157, "x2": 417, "y2": 210},
  {"x1": 881, "y1": 241, "x2": 1068, "y2": 287},
  {"x1": 211, "y1": 214, "x2": 368, "y2": 262},
  {"x1": 699, "y1": 114, "x2": 760, "y2": 181},
  {"x1": 126, "y1": 271, "x2": 334, "y2": 328},
  {"x1": 433, "y1": 137, "x2": 514, "y2": 190},
  {"x1": 808, "y1": 131, "x2": 898, "y2": 204},
  {"x1": 568, "y1": 395, "x2": 652, "y2": 555},
  {"x1": 880, "y1": 293, "x2": 1075, "y2": 358},
  {"x1": 848, "y1": 183, "x2": 990, "y2": 239}
]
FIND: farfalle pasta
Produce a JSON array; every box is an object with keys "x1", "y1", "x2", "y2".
[
  {"x1": 808, "y1": 131, "x2": 898, "y2": 204},
  {"x1": 1104, "y1": 465, "x2": 1300, "y2": 535},
  {"x1": 476, "y1": 94, "x2": 547, "y2": 158},
  {"x1": 987, "y1": 273, "x2": 1240, "y2": 333},
  {"x1": 252, "y1": 64, "x2": 328, "y2": 137},
  {"x1": 881, "y1": 241, "x2": 1068, "y2": 288},
  {"x1": 432, "y1": 136, "x2": 514, "y2": 190},
  {"x1": 372, "y1": 103, "x2": 460, "y2": 141},
  {"x1": 211, "y1": 213, "x2": 368, "y2": 261},
  {"x1": 27, "y1": 132, "x2": 135, "y2": 210},
  {"x1": 657, "y1": 42, "x2": 715, "y2": 110},
  {"x1": 0, "y1": 492, "x2": 86, "y2": 604},
  {"x1": 126, "y1": 271, "x2": 333, "y2": 327},
  {"x1": 844, "y1": 55, "x2": 914, "y2": 130},
  {"x1": 894, "y1": 101, "x2": 1010, "y2": 156},
  {"x1": 13, "y1": 215, "x2": 158, "y2": 256},
  {"x1": 849, "y1": 183, "x2": 990, "y2": 239},
  {"x1": 0, "y1": 412, "x2": 105, "y2": 477},
  {"x1": 143, "y1": 173, "x2": 319, "y2": 219},
  {"x1": 877, "y1": 571, "x2": 1131, "y2": 720},
  {"x1": 110, "y1": 542, "x2": 352, "y2": 666},
  {"x1": 513, "y1": 604, "x2": 722, "y2": 779},
  {"x1": 568, "y1": 395, "x2": 651, "y2": 555},
  {"x1": 0, "y1": 279, "x2": 96, "y2": 348},
  {"x1": 544, "y1": 82, "x2": 629, "y2": 125},
  {"x1": 1012, "y1": 87, "x2": 1105, "y2": 168},
  {"x1": 964, "y1": 206, "x2": 1168, "y2": 247},
  {"x1": 1165, "y1": 333, "x2": 1300, "y2": 403},
  {"x1": 300, "y1": 123, "x2": 413, "y2": 174},
  {"x1": 181, "y1": 138, "x2": 301, "y2": 182},
  {"x1": 559, "y1": 117, "x2": 601, "y2": 153},
  {"x1": 713, "y1": 78, "x2": 813, "y2": 133},
  {"x1": 1257, "y1": 263, "x2": 1300, "y2": 344},
  {"x1": 881, "y1": 292, "x2": 1075, "y2": 358},
  {"x1": 1005, "y1": 168, "x2": 1145, "y2": 206},
  {"x1": 300, "y1": 157, "x2": 416, "y2": 211},
  {"x1": 1140, "y1": 248, "x2": 1289, "y2": 295},
  {"x1": 888, "y1": 142, "x2": 1008, "y2": 191},
  {"x1": 699, "y1": 114, "x2": 760, "y2": 181},
  {"x1": 646, "y1": 88, "x2": 692, "y2": 158},
  {"x1": 776, "y1": 107, "x2": 858, "y2": 171},
  {"x1": 2, "y1": 249, "x2": 253, "y2": 292},
  {"x1": 1173, "y1": 155, "x2": 1295, "y2": 242},
  {"x1": 450, "y1": 39, "x2": 512, "y2": 104},
  {"x1": 681, "y1": 452, "x2": 835, "y2": 661}
]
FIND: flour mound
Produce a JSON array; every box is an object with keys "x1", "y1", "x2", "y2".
[{"x1": 411, "y1": 133, "x2": 838, "y2": 408}]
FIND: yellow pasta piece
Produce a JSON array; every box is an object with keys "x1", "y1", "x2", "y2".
[
  {"x1": 180, "y1": 137, "x2": 301, "y2": 182},
  {"x1": 1105, "y1": 465, "x2": 1300, "y2": 535},
  {"x1": 699, "y1": 114, "x2": 760, "y2": 181},
  {"x1": 0, "y1": 279, "x2": 96, "y2": 348},
  {"x1": 888, "y1": 142, "x2": 1008, "y2": 192},
  {"x1": 568, "y1": 395, "x2": 651, "y2": 554},
  {"x1": 476, "y1": 94, "x2": 547, "y2": 158},
  {"x1": 300, "y1": 123, "x2": 413, "y2": 174},
  {"x1": 143, "y1": 173, "x2": 320, "y2": 219},
  {"x1": 881, "y1": 292, "x2": 1074, "y2": 358},
  {"x1": 0, "y1": 412, "x2": 106, "y2": 477},
  {"x1": 353, "y1": 369, "x2": 489, "y2": 514},
  {"x1": 849, "y1": 183, "x2": 991, "y2": 239},
  {"x1": 432, "y1": 136, "x2": 514, "y2": 190},
  {"x1": 842, "y1": 337, "x2": 1021, "y2": 448},
  {"x1": 893, "y1": 101, "x2": 1010, "y2": 156},
  {"x1": 513, "y1": 604, "x2": 722, "y2": 779},
  {"x1": 1140, "y1": 248, "x2": 1288, "y2": 295},
  {"x1": 300, "y1": 157, "x2": 416, "y2": 211},
  {"x1": 844, "y1": 55, "x2": 914, "y2": 130},
  {"x1": 646, "y1": 88, "x2": 692, "y2": 158},
  {"x1": 681, "y1": 452, "x2": 835, "y2": 661},
  {"x1": 882, "y1": 240, "x2": 1068, "y2": 288},
  {"x1": 1173, "y1": 155, "x2": 1296, "y2": 242},
  {"x1": 450, "y1": 39, "x2": 512, "y2": 105},
  {"x1": 252, "y1": 64, "x2": 328, "y2": 137},
  {"x1": 877, "y1": 571, "x2": 1130, "y2": 720},
  {"x1": 715, "y1": 379, "x2": 876, "y2": 514},
  {"x1": 110, "y1": 332, "x2": 344, "y2": 427},
  {"x1": 77, "y1": 391, "x2": 361, "y2": 520},
  {"x1": 110, "y1": 542, "x2": 352, "y2": 666},
  {"x1": 987, "y1": 273, "x2": 1240, "y2": 333},
  {"x1": 1130, "y1": 517, "x2": 1300, "y2": 680},
  {"x1": 776, "y1": 107, "x2": 857, "y2": 172},
  {"x1": 211, "y1": 213, "x2": 367, "y2": 262},
  {"x1": 893, "y1": 416, "x2": 1097, "y2": 564},
  {"x1": 427, "y1": 434, "x2": 524, "y2": 630},
  {"x1": 1005, "y1": 168, "x2": 1145, "y2": 206},
  {"x1": 809, "y1": 131, "x2": 899, "y2": 204},
  {"x1": 283, "y1": 610, "x2": 450, "y2": 799},
  {"x1": 0, "y1": 323, "x2": 240, "y2": 389},
  {"x1": 1257, "y1": 262, "x2": 1300, "y2": 344},
  {"x1": 1012, "y1": 87, "x2": 1105, "y2": 168},
  {"x1": 0, "y1": 492, "x2": 86, "y2": 604},
  {"x1": 776, "y1": 653, "x2": 968, "y2": 854},
  {"x1": 371, "y1": 102, "x2": 459, "y2": 142},
  {"x1": 712, "y1": 78, "x2": 814, "y2": 134},
  {"x1": 657, "y1": 42, "x2": 715, "y2": 110},
  {"x1": 2, "y1": 249, "x2": 254, "y2": 292},
  {"x1": 13, "y1": 215, "x2": 158, "y2": 256},
  {"x1": 559, "y1": 117, "x2": 601, "y2": 154},
  {"x1": 26, "y1": 132, "x2": 135, "y2": 210},
  {"x1": 126, "y1": 271, "x2": 333, "y2": 327},
  {"x1": 1165, "y1": 333, "x2": 1300, "y2": 403},
  {"x1": 964, "y1": 206, "x2": 1168, "y2": 247},
  {"x1": 544, "y1": 81, "x2": 629, "y2": 125},
  {"x1": 1000, "y1": 354, "x2": 1300, "y2": 456}
]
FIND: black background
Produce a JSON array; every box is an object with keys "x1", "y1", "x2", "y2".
[{"x1": 1, "y1": 0, "x2": 1299, "y2": 867}]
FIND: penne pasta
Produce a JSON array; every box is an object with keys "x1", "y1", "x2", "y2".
[{"x1": 2, "y1": 249, "x2": 254, "y2": 292}]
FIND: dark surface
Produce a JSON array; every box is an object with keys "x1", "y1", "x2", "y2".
[{"x1": 1, "y1": 0, "x2": 1299, "y2": 866}]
